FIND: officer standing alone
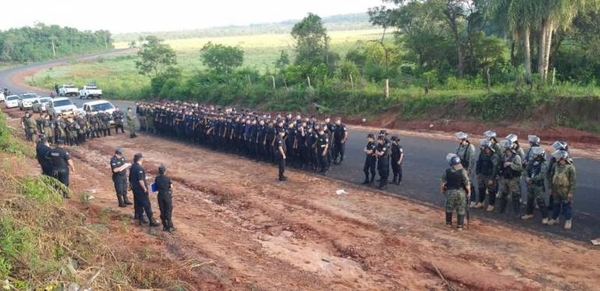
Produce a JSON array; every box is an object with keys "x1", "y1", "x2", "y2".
[
  {"x1": 440, "y1": 154, "x2": 471, "y2": 231},
  {"x1": 275, "y1": 128, "x2": 287, "y2": 181},
  {"x1": 128, "y1": 153, "x2": 160, "y2": 227},
  {"x1": 110, "y1": 148, "x2": 133, "y2": 208},
  {"x1": 155, "y1": 164, "x2": 175, "y2": 232},
  {"x1": 126, "y1": 107, "x2": 137, "y2": 138},
  {"x1": 45, "y1": 139, "x2": 75, "y2": 198}
]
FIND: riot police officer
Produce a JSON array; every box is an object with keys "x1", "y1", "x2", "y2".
[
  {"x1": 440, "y1": 154, "x2": 471, "y2": 231},
  {"x1": 113, "y1": 107, "x2": 125, "y2": 134}
]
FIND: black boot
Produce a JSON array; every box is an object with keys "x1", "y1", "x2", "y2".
[
  {"x1": 161, "y1": 219, "x2": 168, "y2": 231},
  {"x1": 149, "y1": 218, "x2": 160, "y2": 227},
  {"x1": 512, "y1": 193, "x2": 521, "y2": 217},
  {"x1": 457, "y1": 214, "x2": 465, "y2": 230},
  {"x1": 123, "y1": 195, "x2": 133, "y2": 205},
  {"x1": 445, "y1": 212, "x2": 453, "y2": 227},
  {"x1": 362, "y1": 174, "x2": 370, "y2": 184},
  {"x1": 499, "y1": 197, "x2": 508, "y2": 214},
  {"x1": 392, "y1": 175, "x2": 398, "y2": 185},
  {"x1": 117, "y1": 195, "x2": 126, "y2": 207}
]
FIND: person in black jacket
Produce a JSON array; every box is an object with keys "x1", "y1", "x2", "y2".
[
  {"x1": 129, "y1": 153, "x2": 160, "y2": 227},
  {"x1": 36, "y1": 136, "x2": 53, "y2": 176},
  {"x1": 155, "y1": 164, "x2": 175, "y2": 232}
]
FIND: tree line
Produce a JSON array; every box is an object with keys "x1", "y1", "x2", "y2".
[{"x1": 0, "y1": 23, "x2": 113, "y2": 63}]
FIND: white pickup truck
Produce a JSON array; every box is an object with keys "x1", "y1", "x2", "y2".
[
  {"x1": 79, "y1": 85, "x2": 102, "y2": 99},
  {"x1": 58, "y1": 84, "x2": 79, "y2": 97}
]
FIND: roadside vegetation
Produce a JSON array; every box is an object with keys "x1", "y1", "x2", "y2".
[
  {"x1": 0, "y1": 110, "x2": 193, "y2": 290},
  {"x1": 28, "y1": 2, "x2": 600, "y2": 133}
]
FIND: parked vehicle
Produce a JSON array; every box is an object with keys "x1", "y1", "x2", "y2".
[
  {"x1": 31, "y1": 97, "x2": 53, "y2": 113},
  {"x1": 58, "y1": 84, "x2": 79, "y2": 97},
  {"x1": 18, "y1": 93, "x2": 40, "y2": 110},
  {"x1": 0, "y1": 92, "x2": 5, "y2": 102},
  {"x1": 82, "y1": 100, "x2": 116, "y2": 125},
  {"x1": 79, "y1": 85, "x2": 102, "y2": 99},
  {"x1": 4, "y1": 95, "x2": 19, "y2": 109},
  {"x1": 47, "y1": 97, "x2": 78, "y2": 117}
]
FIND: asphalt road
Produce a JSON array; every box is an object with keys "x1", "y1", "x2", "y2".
[{"x1": 2, "y1": 50, "x2": 599, "y2": 242}]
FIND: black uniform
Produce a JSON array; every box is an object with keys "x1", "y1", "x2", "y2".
[
  {"x1": 363, "y1": 141, "x2": 377, "y2": 184},
  {"x1": 46, "y1": 146, "x2": 71, "y2": 186},
  {"x1": 129, "y1": 163, "x2": 154, "y2": 223},
  {"x1": 155, "y1": 173, "x2": 174, "y2": 231},
  {"x1": 376, "y1": 141, "x2": 390, "y2": 189},
  {"x1": 275, "y1": 134, "x2": 287, "y2": 181},
  {"x1": 36, "y1": 141, "x2": 53, "y2": 176},
  {"x1": 391, "y1": 143, "x2": 403, "y2": 185},
  {"x1": 110, "y1": 155, "x2": 131, "y2": 207},
  {"x1": 316, "y1": 133, "x2": 329, "y2": 173},
  {"x1": 333, "y1": 123, "x2": 347, "y2": 164}
]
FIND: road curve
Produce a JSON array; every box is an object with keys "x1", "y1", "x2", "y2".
[{"x1": 1, "y1": 49, "x2": 599, "y2": 242}]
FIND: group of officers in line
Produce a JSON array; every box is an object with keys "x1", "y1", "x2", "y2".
[
  {"x1": 21, "y1": 106, "x2": 135, "y2": 146},
  {"x1": 440, "y1": 130, "x2": 576, "y2": 231}
]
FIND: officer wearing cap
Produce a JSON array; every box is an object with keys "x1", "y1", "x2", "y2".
[
  {"x1": 316, "y1": 126, "x2": 330, "y2": 174},
  {"x1": 128, "y1": 153, "x2": 160, "y2": 227},
  {"x1": 332, "y1": 117, "x2": 348, "y2": 165},
  {"x1": 155, "y1": 164, "x2": 175, "y2": 232},
  {"x1": 35, "y1": 136, "x2": 53, "y2": 177},
  {"x1": 362, "y1": 133, "x2": 377, "y2": 185},
  {"x1": 275, "y1": 128, "x2": 287, "y2": 181},
  {"x1": 45, "y1": 139, "x2": 75, "y2": 197},
  {"x1": 440, "y1": 153, "x2": 471, "y2": 230},
  {"x1": 474, "y1": 139, "x2": 499, "y2": 211},
  {"x1": 375, "y1": 135, "x2": 390, "y2": 189},
  {"x1": 110, "y1": 148, "x2": 132, "y2": 208},
  {"x1": 390, "y1": 135, "x2": 404, "y2": 185}
]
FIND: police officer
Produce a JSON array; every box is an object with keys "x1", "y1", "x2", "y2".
[
  {"x1": 375, "y1": 135, "x2": 390, "y2": 190},
  {"x1": 546, "y1": 140, "x2": 570, "y2": 211},
  {"x1": 474, "y1": 139, "x2": 499, "y2": 211},
  {"x1": 126, "y1": 107, "x2": 137, "y2": 138},
  {"x1": 521, "y1": 146, "x2": 549, "y2": 223},
  {"x1": 390, "y1": 135, "x2": 404, "y2": 185},
  {"x1": 155, "y1": 164, "x2": 175, "y2": 232},
  {"x1": 275, "y1": 128, "x2": 287, "y2": 181},
  {"x1": 45, "y1": 139, "x2": 75, "y2": 198},
  {"x1": 498, "y1": 139, "x2": 523, "y2": 217},
  {"x1": 455, "y1": 132, "x2": 476, "y2": 207},
  {"x1": 440, "y1": 154, "x2": 471, "y2": 231},
  {"x1": 35, "y1": 136, "x2": 53, "y2": 176},
  {"x1": 110, "y1": 148, "x2": 133, "y2": 208},
  {"x1": 548, "y1": 150, "x2": 576, "y2": 229},
  {"x1": 362, "y1": 133, "x2": 377, "y2": 185},
  {"x1": 113, "y1": 107, "x2": 125, "y2": 134},
  {"x1": 316, "y1": 126, "x2": 330, "y2": 174},
  {"x1": 332, "y1": 117, "x2": 348, "y2": 165},
  {"x1": 128, "y1": 153, "x2": 160, "y2": 227},
  {"x1": 21, "y1": 112, "x2": 36, "y2": 142}
]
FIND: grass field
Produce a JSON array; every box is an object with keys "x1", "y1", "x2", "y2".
[{"x1": 30, "y1": 29, "x2": 384, "y2": 95}]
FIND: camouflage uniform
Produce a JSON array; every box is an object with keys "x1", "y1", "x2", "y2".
[
  {"x1": 441, "y1": 166, "x2": 470, "y2": 228},
  {"x1": 126, "y1": 109, "x2": 137, "y2": 138},
  {"x1": 498, "y1": 152, "x2": 523, "y2": 216},
  {"x1": 550, "y1": 162, "x2": 576, "y2": 223},
  {"x1": 523, "y1": 156, "x2": 548, "y2": 219},
  {"x1": 475, "y1": 148, "x2": 499, "y2": 208},
  {"x1": 456, "y1": 141, "x2": 476, "y2": 204}
]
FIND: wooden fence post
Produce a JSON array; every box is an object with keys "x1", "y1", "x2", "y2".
[
  {"x1": 307, "y1": 76, "x2": 311, "y2": 88},
  {"x1": 272, "y1": 76, "x2": 276, "y2": 90},
  {"x1": 384, "y1": 79, "x2": 389, "y2": 98},
  {"x1": 350, "y1": 74, "x2": 354, "y2": 89}
]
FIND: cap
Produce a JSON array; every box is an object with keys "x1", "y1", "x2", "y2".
[
  {"x1": 115, "y1": 148, "x2": 123, "y2": 155},
  {"x1": 278, "y1": 128, "x2": 286, "y2": 133},
  {"x1": 56, "y1": 139, "x2": 65, "y2": 145},
  {"x1": 134, "y1": 153, "x2": 143, "y2": 159},
  {"x1": 39, "y1": 136, "x2": 48, "y2": 143},
  {"x1": 391, "y1": 135, "x2": 399, "y2": 141},
  {"x1": 367, "y1": 133, "x2": 375, "y2": 139}
]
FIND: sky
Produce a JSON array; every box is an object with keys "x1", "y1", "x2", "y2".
[{"x1": 1, "y1": 0, "x2": 384, "y2": 34}]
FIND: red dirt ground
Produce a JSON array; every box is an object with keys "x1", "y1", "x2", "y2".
[{"x1": 4, "y1": 109, "x2": 600, "y2": 290}]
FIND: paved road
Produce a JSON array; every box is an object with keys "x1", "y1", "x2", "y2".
[{"x1": 2, "y1": 50, "x2": 599, "y2": 242}]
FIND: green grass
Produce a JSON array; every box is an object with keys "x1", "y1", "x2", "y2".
[{"x1": 31, "y1": 29, "x2": 384, "y2": 94}]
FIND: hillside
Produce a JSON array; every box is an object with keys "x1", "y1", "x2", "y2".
[{"x1": 112, "y1": 13, "x2": 371, "y2": 42}]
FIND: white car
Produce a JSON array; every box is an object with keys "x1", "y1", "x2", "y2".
[
  {"x1": 58, "y1": 84, "x2": 79, "y2": 97},
  {"x1": 79, "y1": 85, "x2": 103, "y2": 99},
  {"x1": 82, "y1": 100, "x2": 116, "y2": 125},
  {"x1": 18, "y1": 93, "x2": 40, "y2": 110},
  {"x1": 0, "y1": 92, "x2": 5, "y2": 102},
  {"x1": 4, "y1": 95, "x2": 19, "y2": 109},
  {"x1": 31, "y1": 97, "x2": 53, "y2": 113},
  {"x1": 47, "y1": 97, "x2": 78, "y2": 117}
]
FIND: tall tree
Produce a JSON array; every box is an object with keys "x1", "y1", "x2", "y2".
[
  {"x1": 291, "y1": 13, "x2": 330, "y2": 67},
  {"x1": 199, "y1": 42, "x2": 244, "y2": 74},
  {"x1": 135, "y1": 36, "x2": 178, "y2": 78}
]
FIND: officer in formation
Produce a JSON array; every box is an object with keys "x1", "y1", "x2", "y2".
[
  {"x1": 128, "y1": 153, "x2": 160, "y2": 227},
  {"x1": 45, "y1": 139, "x2": 76, "y2": 198},
  {"x1": 132, "y1": 101, "x2": 352, "y2": 178},
  {"x1": 390, "y1": 135, "x2": 404, "y2": 185},
  {"x1": 457, "y1": 130, "x2": 577, "y2": 230},
  {"x1": 362, "y1": 133, "x2": 377, "y2": 185},
  {"x1": 155, "y1": 164, "x2": 176, "y2": 232},
  {"x1": 440, "y1": 153, "x2": 471, "y2": 231},
  {"x1": 113, "y1": 107, "x2": 126, "y2": 134},
  {"x1": 375, "y1": 133, "x2": 390, "y2": 190},
  {"x1": 126, "y1": 107, "x2": 137, "y2": 138},
  {"x1": 455, "y1": 132, "x2": 476, "y2": 207},
  {"x1": 110, "y1": 148, "x2": 133, "y2": 208}
]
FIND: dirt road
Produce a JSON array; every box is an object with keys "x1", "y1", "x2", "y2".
[{"x1": 6, "y1": 111, "x2": 599, "y2": 290}]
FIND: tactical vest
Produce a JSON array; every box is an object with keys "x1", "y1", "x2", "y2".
[
  {"x1": 501, "y1": 154, "x2": 521, "y2": 179},
  {"x1": 529, "y1": 159, "x2": 545, "y2": 186},
  {"x1": 478, "y1": 152, "x2": 494, "y2": 176},
  {"x1": 445, "y1": 168, "x2": 465, "y2": 190},
  {"x1": 457, "y1": 142, "x2": 471, "y2": 169}
]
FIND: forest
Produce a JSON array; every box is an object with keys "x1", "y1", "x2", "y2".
[{"x1": 0, "y1": 23, "x2": 113, "y2": 63}]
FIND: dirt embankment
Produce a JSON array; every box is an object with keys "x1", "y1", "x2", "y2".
[{"x1": 5, "y1": 111, "x2": 600, "y2": 290}]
